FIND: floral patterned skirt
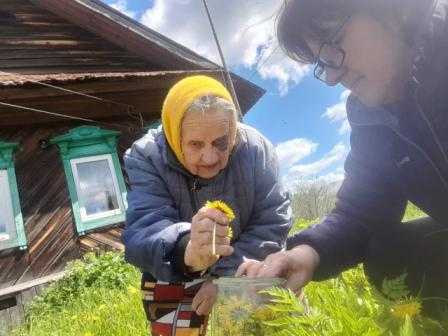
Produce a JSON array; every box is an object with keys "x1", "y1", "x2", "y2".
[{"x1": 141, "y1": 273, "x2": 208, "y2": 336}]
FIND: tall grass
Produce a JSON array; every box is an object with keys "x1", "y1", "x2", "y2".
[
  {"x1": 9, "y1": 203, "x2": 445, "y2": 336},
  {"x1": 10, "y1": 252, "x2": 147, "y2": 336}
]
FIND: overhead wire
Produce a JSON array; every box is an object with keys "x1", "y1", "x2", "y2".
[
  {"x1": 201, "y1": 0, "x2": 243, "y2": 119},
  {"x1": 0, "y1": 101, "x2": 128, "y2": 130},
  {"x1": 0, "y1": 70, "x2": 141, "y2": 131}
]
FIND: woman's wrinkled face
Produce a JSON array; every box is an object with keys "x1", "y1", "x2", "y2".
[
  {"x1": 181, "y1": 108, "x2": 233, "y2": 179},
  {"x1": 311, "y1": 14, "x2": 412, "y2": 107}
]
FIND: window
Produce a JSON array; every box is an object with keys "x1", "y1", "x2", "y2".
[
  {"x1": 51, "y1": 126, "x2": 127, "y2": 235},
  {"x1": 0, "y1": 170, "x2": 14, "y2": 240},
  {"x1": 0, "y1": 141, "x2": 26, "y2": 251},
  {"x1": 71, "y1": 155, "x2": 124, "y2": 222}
]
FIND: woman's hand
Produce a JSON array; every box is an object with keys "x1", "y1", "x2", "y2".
[
  {"x1": 184, "y1": 206, "x2": 234, "y2": 272},
  {"x1": 235, "y1": 245, "x2": 320, "y2": 292},
  {"x1": 192, "y1": 279, "x2": 218, "y2": 316}
]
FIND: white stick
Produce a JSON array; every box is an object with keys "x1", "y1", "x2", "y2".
[{"x1": 212, "y1": 222, "x2": 217, "y2": 256}]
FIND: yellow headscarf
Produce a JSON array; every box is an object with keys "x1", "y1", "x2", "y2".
[{"x1": 161, "y1": 75, "x2": 234, "y2": 166}]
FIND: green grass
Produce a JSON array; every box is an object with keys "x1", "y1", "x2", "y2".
[
  {"x1": 9, "y1": 203, "x2": 445, "y2": 336},
  {"x1": 402, "y1": 202, "x2": 427, "y2": 222},
  {"x1": 10, "y1": 252, "x2": 148, "y2": 336}
]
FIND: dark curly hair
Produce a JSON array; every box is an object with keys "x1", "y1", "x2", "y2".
[{"x1": 276, "y1": 0, "x2": 433, "y2": 64}]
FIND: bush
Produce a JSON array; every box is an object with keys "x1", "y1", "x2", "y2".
[{"x1": 11, "y1": 252, "x2": 147, "y2": 336}]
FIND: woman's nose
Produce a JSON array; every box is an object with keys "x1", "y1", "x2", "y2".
[{"x1": 201, "y1": 148, "x2": 219, "y2": 165}]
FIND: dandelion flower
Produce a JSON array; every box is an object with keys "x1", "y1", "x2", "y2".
[
  {"x1": 206, "y1": 200, "x2": 235, "y2": 222},
  {"x1": 206, "y1": 200, "x2": 235, "y2": 239},
  {"x1": 206, "y1": 200, "x2": 235, "y2": 255},
  {"x1": 391, "y1": 299, "x2": 422, "y2": 319},
  {"x1": 127, "y1": 285, "x2": 139, "y2": 295}
]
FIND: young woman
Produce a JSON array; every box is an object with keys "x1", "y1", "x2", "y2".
[{"x1": 238, "y1": 0, "x2": 448, "y2": 317}]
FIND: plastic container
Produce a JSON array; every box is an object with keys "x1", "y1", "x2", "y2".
[{"x1": 209, "y1": 277, "x2": 285, "y2": 336}]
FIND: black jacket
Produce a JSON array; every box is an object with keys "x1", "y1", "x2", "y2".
[{"x1": 289, "y1": 0, "x2": 448, "y2": 280}]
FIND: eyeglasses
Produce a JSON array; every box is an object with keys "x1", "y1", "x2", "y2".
[{"x1": 314, "y1": 16, "x2": 351, "y2": 86}]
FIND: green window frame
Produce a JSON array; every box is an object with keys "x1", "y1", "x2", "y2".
[
  {"x1": 50, "y1": 126, "x2": 127, "y2": 235},
  {"x1": 0, "y1": 141, "x2": 27, "y2": 251}
]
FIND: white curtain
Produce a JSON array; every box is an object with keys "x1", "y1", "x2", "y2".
[
  {"x1": 0, "y1": 170, "x2": 16, "y2": 241},
  {"x1": 75, "y1": 159, "x2": 119, "y2": 217}
]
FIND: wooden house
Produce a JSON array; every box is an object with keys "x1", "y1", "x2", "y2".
[{"x1": 0, "y1": 0, "x2": 264, "y2": 328}]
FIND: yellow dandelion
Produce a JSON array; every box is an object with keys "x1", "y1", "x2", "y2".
[
  {"x1": 127, "y1": 285, "x2": 139, "y2": 295},
  {"x1": 227, "y1": 226, "x2": 233, "y2": 240},
  {"x1": 390, "y1": 299, "x2": 422, "y2": 319},
  {"x1": 205, "y1": 200, "x2": 236, "y2": 222},
  {"x1": 206, "y1": 200, "x2": 236, "y2": 255}
]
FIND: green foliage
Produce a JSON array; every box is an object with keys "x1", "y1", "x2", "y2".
[
  {"x1": 289, "y1": 218, "x2": 316, "y2": 236},
  {"x1": 260, "y1": 268, "x2": 448, "y2": 336},
  {"x1": 290, "y1": 203, "x2": 424, "y2": 238},
  {"x1": 381, "y1": 273, "x2": 410, "y2": 301},
  {"x1": 403, "y1": 203, "x2": 426, "y2": 222},
  {"x1": 25, "y1": 252, "x2": 138, "y2": 316},
  {"x1": 8, "y1": 203, "x2": 441, "y2": 336},
  {"x1": 10, "y1": 252, "x2": 147, "y2": 336},
  {"x1": 399, "y1": 317, "x2": 416, "y2": 336}
]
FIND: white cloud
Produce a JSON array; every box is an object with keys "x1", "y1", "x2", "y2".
[
  {"x1": 323, "y1": 90, "x2": 351, "y2": 135},
  {"x1": 110, "y1": 0, "x2": 136, "y2": 19},
  {"x1": 275, "y1": 138, "x2": 318, "y2": 172},
  {"x1": 280, "y1": 143, "x2": 348, "y2": 190},
  {"x1": 140, "y1": 0, "x2": 309, "y2": 95},
  {"x1": 317, "y1": 167, "x2": 345, "y2": 184},
  {"x1": 288, "y1": 143, "x2": 348, "y2": 177},
  {"x1": 275, "y1": 139, "x2": 348, "y2": 191}
]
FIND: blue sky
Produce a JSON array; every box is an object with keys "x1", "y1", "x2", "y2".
[{"x1": 103, "y1": 0, "x2": 350, "y2": 188}]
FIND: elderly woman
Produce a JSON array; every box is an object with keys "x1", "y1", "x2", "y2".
[
  {"x1": 123, "y1": 75, "x2": 291, "y2": 335},
  {"x1": 238, "y1": 0, "x2": 448, "y2": 317}
]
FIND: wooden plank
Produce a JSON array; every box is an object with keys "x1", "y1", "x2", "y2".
[
  {"x1": 33, "y1": 0, "x2": 212, "y2": 70},
  {"x1": 19, "y1": 287, "x2": 36, "y2": 306},
  {"x1": 0, "y1": 38, "x2": 118, "y2": 51},
  {"x1": 0, "y1": 308, "x2": 11, "y2": 335},
  {"x1": 0, "y1": 38, "x2": 98, "y2": 47},
  {"x1": 0, "y1": 49, "x2": 134, "y2": 60},
  {"x1": 0, "y1": 77, "x2": 166, "y2": 100},
  {"x1": 0, "y1": 33, "x2": 100, "y2": 41},
  {"x1": 6, "y1": 305, "x2": 22, "y2": 329},
  {"x1": 0, "y1": 272, "x2": 65, "y2": 298},
  {"x1": 0, "y1": 70, "x2": 220, "y2": 100},
  {"x1": 0, "y1": 56, "x2": 147, "y2": 69},
  {"x1": 0, "y1": 30, "x2": 101, "y2": 39}
]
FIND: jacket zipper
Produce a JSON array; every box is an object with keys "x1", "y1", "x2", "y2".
[{"x1": 188, "y1": 177, "x2": 200, "y2": 214}]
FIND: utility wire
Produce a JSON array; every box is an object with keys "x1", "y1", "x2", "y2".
[
  {"x1": 0, "y1": 101, "x2": 130, "y2": 130},
  {"x1": 0, "y1": 71, "x2": 143, "y2": 130},
  {"x1": 201, "y1": 0, "x2": 243, "y2": 119},
  {"x1": 0, "y1": 71, "x2": 135, "y2": 111}
]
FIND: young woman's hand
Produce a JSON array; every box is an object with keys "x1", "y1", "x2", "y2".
[
  {"x1": 184, "y1": 206, "x2": 234, "y2": 271},
  {"x1": 192, "y1": 279, "x2": 218, "y2": 316},
  {"x1": 236, "y1": 245, "x2": 320, "y2": 293}
]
